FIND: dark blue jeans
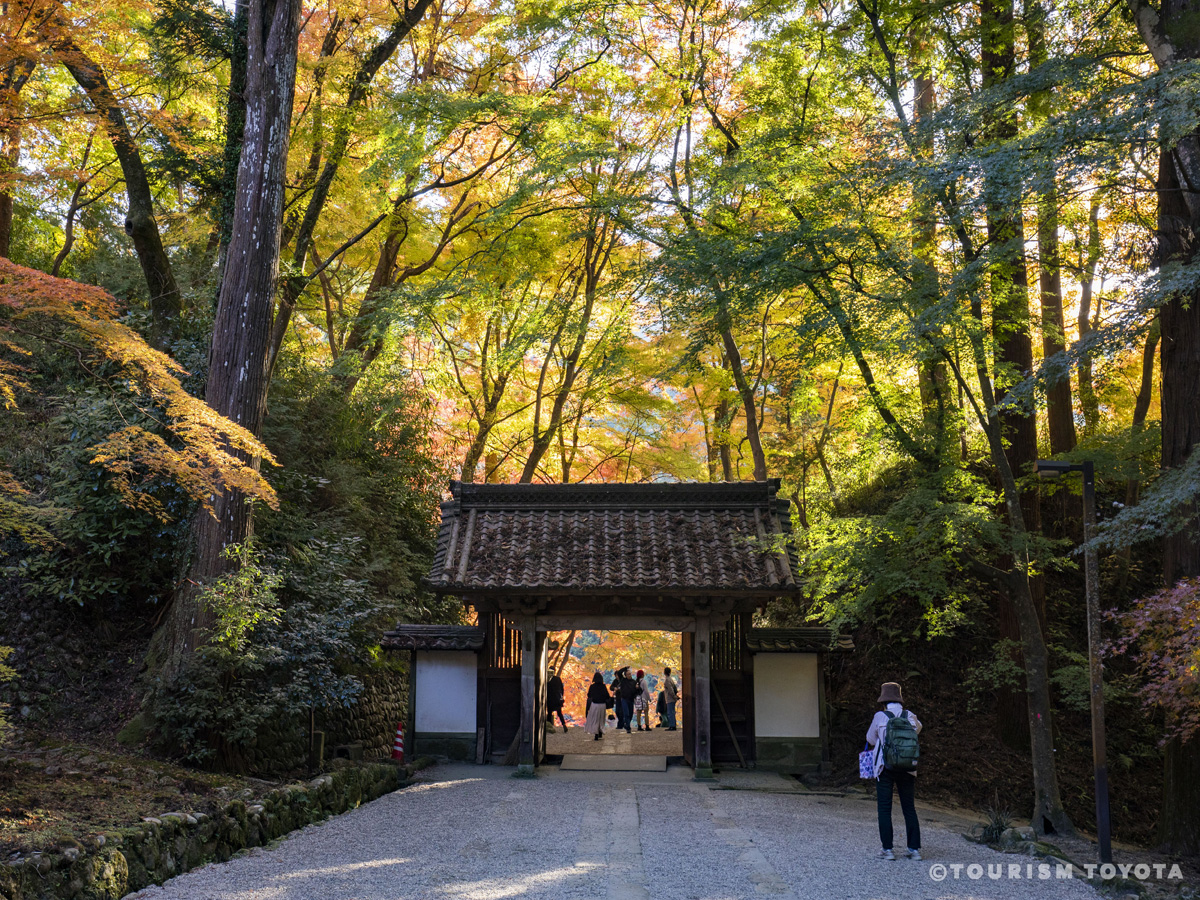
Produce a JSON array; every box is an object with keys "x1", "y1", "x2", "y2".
[
  {"x1": 616, "y1": 697, "x2": 633, "y2": 729},
  {"x1": 665, "y1": 700, "x2": 677, "y2": 729},
  {"x1": 877, "y1": 768, "x2": 920, "y2": 850}
]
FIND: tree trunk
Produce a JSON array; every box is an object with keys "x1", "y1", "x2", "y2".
[
  {"x1": 982, "y1": 0, "x2": 1047, "y2": 752},
  {"x1": 0, "y1": 119, "x2": 21, "y2": 259},
  {"x1": 337, "y1": 198, "x2": 410, "y2": 390},
  {"x1": 1125, "y1": 318, "x2": 1160, "y2": 508},
  {"x1": 1077, "y1": 197, "x2": 1102, "y2": 436},
  {"x1": 0, "y1": 58, "x2": 34, "y2": 260},
  {"x1": 41, "y1": 24, "x2": 182, "y2": 349},
  {"x1": 910, "y1": 21, "x2": 951, "y2": 454},
  {"x1": 216, "y1": 0, "x2": 248, "y2": 275},
  {"x1": 964, "y1": 283, "x2": 1074, "y2": 835},
  {"x1": 519, "y1": 233, "x2": 604, "y2": 482},
  {"x1": 720, "y1": 325, "x2": 766, "y2": 481},
  {"x1": 154, "y1": 0, "x2": 302, "y2": 679},
  {"x1": 692, "y1": 385, "x2": 718, "y2": 481},
  {"x1": 982, "y1": 0, "x2": 1038, "y2": 487},
  {"x1": 1027, "y1": 0, "x2": 1075, "y2": 455},
  {"x1": 267, "y1": 0, "x2": 433, "y2": 377},
  {"x1": 1155, "y1": 144, "x2": 1200, "y2": 854},
  {"x1": 460, "y1": 426, "x2": 491, "y2": 483}
]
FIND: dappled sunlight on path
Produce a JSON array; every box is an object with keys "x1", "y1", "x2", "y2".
[{"x1": 127, "y1": 764, "x2": 1101, "y2": 900}]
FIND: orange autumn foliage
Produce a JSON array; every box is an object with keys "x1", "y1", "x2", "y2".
[
  {"x1": 550, "y1": 630, "x2": 681, "y2": 725},
  {"x1": 0, "y1": 259, "x2": 276, "y2": 523}
]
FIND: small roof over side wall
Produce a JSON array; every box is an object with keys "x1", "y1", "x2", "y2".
[
  {"x1": 746, "y1": 628, "x2": 855, "y2": 652},
  {"x1": 382, "y1": 624, "x2": 486, "y2": 651},
  {"x1": 426, "y1": 480, "x2": 800, "y2": 598}
]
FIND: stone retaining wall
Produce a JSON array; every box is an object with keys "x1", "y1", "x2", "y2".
[
  {"x1": 0, "y1": 762, "x2": 413, "y2": 900},
  {"x1": 228, "y1": 671, "x2": 408, "y2": 776},
  {"x1": 321, "y1": 673, "x2": 408, "y2": 760}
]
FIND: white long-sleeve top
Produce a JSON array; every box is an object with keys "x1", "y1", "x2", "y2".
[{"x1": 866, "y1": 702, "x2": 922, "y2": 777}]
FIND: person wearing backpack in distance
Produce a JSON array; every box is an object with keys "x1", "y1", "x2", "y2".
[{"x1": 866, "y1": 681, "x2": 922, "y2": 861}]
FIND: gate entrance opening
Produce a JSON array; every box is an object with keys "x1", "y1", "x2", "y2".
[{"x1": 544, "y1": 629, "x2": 683, "y2": 758}]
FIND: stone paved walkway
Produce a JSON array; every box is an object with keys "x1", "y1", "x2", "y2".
[{"x1": 128, "y1": 764, "x2": 1100, "y2": 900}]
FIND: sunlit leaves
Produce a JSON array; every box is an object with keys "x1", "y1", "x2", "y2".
[{"x1": 0, "y1": 259, "x2": 276, "y2": 522}]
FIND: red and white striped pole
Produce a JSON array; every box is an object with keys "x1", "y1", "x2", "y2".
[{"x1": 392, "y1": 722, "x2": 405, "y2": 762}]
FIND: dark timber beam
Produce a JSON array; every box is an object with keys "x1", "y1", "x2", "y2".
[
  {"x1": 516, "y1": 614, "x2": 538, "y2": 776},
  {"x1": 694, "y1": 613, "x2": 713, "y2": 779}
]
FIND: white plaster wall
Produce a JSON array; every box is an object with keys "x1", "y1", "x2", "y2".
[
  {"x1": 753, "y1": 653, "x2": 820, "y2": 738},
  {"x1": 414, "y1": 651, "x2": 477, "y2": 733}
]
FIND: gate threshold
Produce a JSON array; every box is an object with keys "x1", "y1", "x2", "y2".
[{"x1": 559, "y1": 754, "x2": 667, "y2": 772}]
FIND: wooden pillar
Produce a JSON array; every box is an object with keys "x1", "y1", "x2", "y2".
[
  {"x1": 517, "y1": 614, "x2": 538, "y2": 776},
  {"x1": 407, "y1": 649, "x2": 417, "y2": 764},
  {"x1": 534, "y1": 628, "x2": 548, "y2": 763},
  {"x1": 818, "y1": 652, "x2": 832, "y2": 772},
  {"x1": 694, "y1": 613, "x2": 714, "y2": 779}
]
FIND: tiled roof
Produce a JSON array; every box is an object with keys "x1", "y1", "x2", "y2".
[
  {"x1": 381, "y1": 624, "x2": 486, "y2": 651},
  {"x1": 745, "y1": 627, "x2": 854, "y2": 653},
  {"x1": 427, "y1": 480, "x2": 799, "y2": 596}
]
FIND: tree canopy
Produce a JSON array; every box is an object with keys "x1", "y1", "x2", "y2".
[{"x1": 1, "y1": 0, "x2": 1199, "y2": 853}]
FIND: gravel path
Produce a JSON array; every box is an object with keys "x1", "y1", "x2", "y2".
[{"x1": 127, "y1": 764, "x2": 1100, "y2": 900}]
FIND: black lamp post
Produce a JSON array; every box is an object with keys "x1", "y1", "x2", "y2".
[{"x1": 1035, "y1": 459, "x2": 1112, "y2": 864}]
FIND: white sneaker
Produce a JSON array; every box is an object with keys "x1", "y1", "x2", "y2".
[
  {"x1": 877, "y1": 849, "x2": 895, "y2": 861},
  {"x1": 906, "y1": 849, "x2": 922, "y2": 861}
]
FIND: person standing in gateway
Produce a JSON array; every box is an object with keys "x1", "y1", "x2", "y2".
[
  {"x1": 546, "y1": 671, "x2": 567, "y2": 733},
  {"x1": 662, "y1": 666, "x2": 678, "y2": 730},
  {"x1": 866, "y1": 681, "x2": 922, "y2": 861}
]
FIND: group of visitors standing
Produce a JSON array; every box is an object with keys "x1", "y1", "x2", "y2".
[{"x1": 582, "y1": 666, "x2": 678, "y2": 740}]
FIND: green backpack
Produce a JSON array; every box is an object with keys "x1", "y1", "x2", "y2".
[{"x1": 882, "y1": 709, "x2": 920, "y2": 771}]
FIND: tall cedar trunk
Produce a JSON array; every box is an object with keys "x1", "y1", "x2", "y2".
[
  {"x1": 1077, "y1": 198, "x2": 1102, "y2": 436},
  {"x1": 40, "y1": 24, "x2": 182, "y2": 350},
  {"x1": 155, "y1": 0, "x2": 302, "y2": 679},
  {"x1": 216, "y1": 0, "x2": 248, "y2": 274},
  {"x1": 266, "y1": 0, "x2": 434, "y2": 380},
  {"x1": 1154, "y1": 145, "x2": 1200, "y2": 854},
  {"x1": 1129, "y1": 0, "x2": 1200, "y2": 851},
  {"x1": 1027, "y1": 0, "x2": 1076, "y2": 456},
  {"x1": 910, "y1": 23, "x2": 951, "y2": 453},
  {"x1": 982, "y1": 0, "x2": 1046, "y2": 753}
]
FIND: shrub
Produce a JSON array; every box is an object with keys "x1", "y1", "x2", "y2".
[
  {"x1": 146, "y1": 541, "x2": 374, "y2": 771},
  {"x1": 0, "y1": 645, "x2": 14, "y2": 745}
]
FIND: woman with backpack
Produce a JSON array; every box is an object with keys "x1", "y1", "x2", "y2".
[{"x1": 866, "y1": 682, "x2": 923, "y2": 861}]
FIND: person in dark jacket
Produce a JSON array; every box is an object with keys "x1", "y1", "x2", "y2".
[
  {"x1": 547, "y1": 673, "x2": 567, "y2": 732},
  {"x1": 585, "y1": 672, "x2": 609, "y2": 740},
  {"x1": 616, "y1": 667, "x2": 638, "y2": 734},
  {"x1": 610, "y1": 669, "x2": 625, "y2": 729}
]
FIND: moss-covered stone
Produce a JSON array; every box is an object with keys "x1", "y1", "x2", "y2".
[
  {"x1": 114, "y1": 715, "x2": 150, "y2": 749},
  {"x1": 0, "y1": 763, "x2": 403, "y2": 900}
]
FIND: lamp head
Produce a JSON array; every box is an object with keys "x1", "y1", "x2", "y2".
[{"x1": 1035, "y1": 460, "x2": 1076, "y2": 478}]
